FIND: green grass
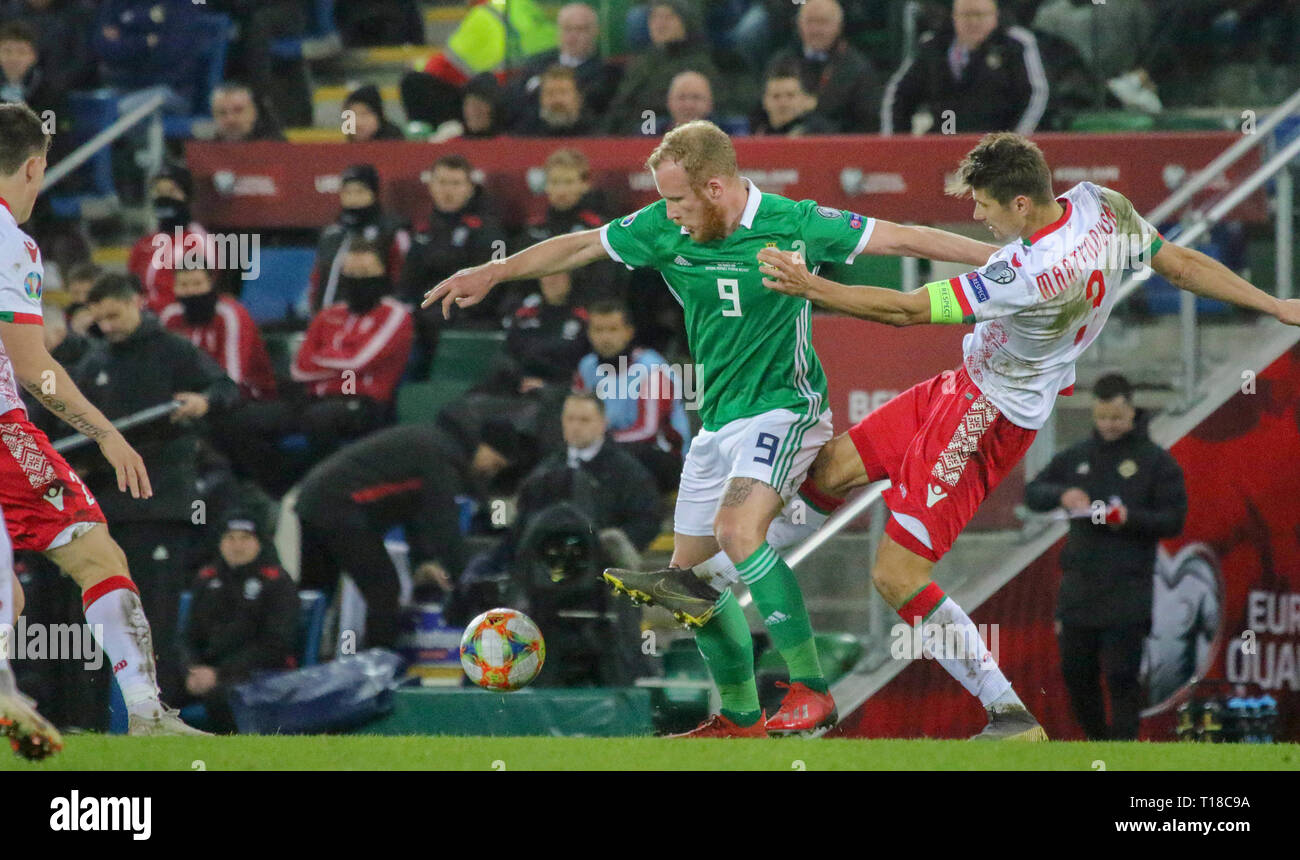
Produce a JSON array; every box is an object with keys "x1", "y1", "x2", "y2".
[{"x1": 5, "y1": 736, "x2": 1299, "y2": 771}]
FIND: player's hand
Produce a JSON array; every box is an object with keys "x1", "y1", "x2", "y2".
[
  {"x1": 171, "y1": 392, "x2": 209, "y2": 421},
  {"x1": 422, "y1": 264, "x2": 497, "y2": 319},
  {"x1": 1274, "y1": 298, "x2": 1300, "y2": 327},
  {"x1": 757, "y1": 248, "x2": 812, "y2": 297},
  {"x1": 1059, "y1": 488, "x2": 1090, "y2": 513},
  {"x1": 97, "y1": 430, "x2": 153, "y2": 499},
  {"x1": 413, "y1": 561, "x2": 452, "y2": 592},
  {"x1": 186, "y1": 666, "x2": 218, "y2": 696}
]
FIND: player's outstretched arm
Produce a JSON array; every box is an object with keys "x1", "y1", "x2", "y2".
[
  {"x1": 421, "y1": 229, "x2": 610, "y2": 319},
  {"x1": 758, "y1": 248, "x2": 929, "y2": 326},
  {"x1": 1152, "y1": 243, "x2": 1300, "y2": 325},
  {"x1": 863, "y1": 220, "x2": 999, "y2": 267},
  {"x1": 0, "y1": 321, "x2": 152, "y2": 499}
]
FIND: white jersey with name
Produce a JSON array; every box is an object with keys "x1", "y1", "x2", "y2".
[
  {"x1": 928, "y1": 182, "x2": 1163, "y2": 429},
  {"x1": 0, "y1": 200, "x2": 45, "y2": 418}
]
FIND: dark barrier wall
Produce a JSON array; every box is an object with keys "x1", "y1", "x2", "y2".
[{"x1": 186, "y1": 133, "x2": 1266, "y2": 231}]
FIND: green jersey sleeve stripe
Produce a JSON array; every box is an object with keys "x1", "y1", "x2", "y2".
[
  {"x1": 599, "y1": 223, "x2": 631, "y2": 269},
  {"x1": 844, "y1": 218, "x2": 876, "y2": 264}
]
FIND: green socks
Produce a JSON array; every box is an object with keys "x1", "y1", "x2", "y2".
[
  {"x1": 736, "y1": 543, "x2": 826, "y2": 690},
  {"x1": 694, "y1": 589, "x2": 761, "y2": 725}
]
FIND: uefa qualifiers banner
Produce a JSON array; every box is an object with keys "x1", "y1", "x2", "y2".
[
  {"x1": 831, "y1": 342, "x2": 1300, "y2": 742},
  {"x1": 185, "y1": 133, "x2": 1266, "y2": 231}
]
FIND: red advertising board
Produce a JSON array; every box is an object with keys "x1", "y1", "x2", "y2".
[
  {"x1": 832, "y1": 343, "x2": 1300, "y2": 741},
  {"x1": 185, "y1": 133, "x2": 1265, "y2": 231}
]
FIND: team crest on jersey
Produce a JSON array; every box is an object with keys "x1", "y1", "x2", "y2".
[
  {"x1": 965, "y1": 272, "x2": 990, "y2": 303},
  {"x1": 23, "y1": 271, "x2": 41, "y2": 300},
  {"x1": 981, "y1": 260, "x2": 1016, "y2": 285},
  {"x1": 815, "y1": 206, "x2": 842, "y2": 220},
  {"x1": 848, "y1": 213, "x2": 864, "y2": 230},
  {"x1": 620, "y1": 211, "x2": 638, "y2": 227}
]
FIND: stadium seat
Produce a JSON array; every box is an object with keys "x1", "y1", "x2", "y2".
[
  {"x1": 271, "y1": 0, "x2": 343, "y2": 62},
  {"x1": 428, "y1": 330, "x2": 506, "y2": 384},
  {"x1": 48, "y1": 90, "x2": 119, "y2": 219},
  {"x1": 241, "y1": 247, "x2": 317, "y2": 324},
  {"x1": 163, "y1": 13, "x2": 236, "y2": 140},
  {"x1": 1067, "y1": 112, "x2": 1156, "y2": 133}
]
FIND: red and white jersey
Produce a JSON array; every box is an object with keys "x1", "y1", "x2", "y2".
[
  {"x1": 292, "y1": 297, "x2": 413, "y2": 403},
  {"x1": 927, "y1": 182, "x2": 1163, "y2": 429},
  {"x1": 160, "y1": 295, "x2": 278, "y2": 401},
  {"x1": 0, "y1": 198, "x2": 45, "y2": 418}
]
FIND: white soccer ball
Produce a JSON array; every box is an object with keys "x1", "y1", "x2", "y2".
[{"x1": 459, "y1": 608, "x2": 546, "y2": 691}]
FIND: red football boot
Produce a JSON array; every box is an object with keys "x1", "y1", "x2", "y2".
[
  {"x1": 765, "y1": 682, "x2": 838, "y2": 735},
  {"x1": 667, "y1": 712, "x2": 769, "y2": 738}
]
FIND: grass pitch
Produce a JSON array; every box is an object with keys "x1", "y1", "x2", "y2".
[{"x1": 4, "y1": 735, "x2": 1299, "y2": 771}]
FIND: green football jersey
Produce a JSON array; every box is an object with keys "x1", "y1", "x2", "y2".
[{"x1": 600, "y1": 180, "x2": 875, "y2": 432}]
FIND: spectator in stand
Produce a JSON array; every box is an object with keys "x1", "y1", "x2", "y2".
[
  {"x1": 291, "y1": 239, "x2": 413, "y2": 459},
  {"x1": 522, "y1": 149, "x2": 623, "y2": 305},
  {"x1": 93, "y1": 0, "x2": 202, "y2": 111},
  {"x1": 127, "y1": 164, "x2": 207, "y2": 315},
  {"x1": 0, "y1": 21, "x2": 59, "y2": 116},
  {"x1": 507, "y1": 3, "x2": 621, "y2": 128},
  {"x1": 0, "y1": 1, "x2": 98, "y2": 98},
  {"x1": 765, "y1": 0, "x2": 881, "y2": 133},
  {"x1": 477, "y1": 264, "x2": 589, "y2": 399},
  {"x1": 180, "y1": 510, "x2": 298, "y2": 733},
  {"x1": 307, "y1": 163, "x2": 410, "y2": 315},
  {"x1": 75, "y1": 273, "x2": 240, "y2": 701},
  {"x1": 1032, "y1": 0, "x2": 1152, "y2": 84},
  {"x1": 655, "y1": 70, "x2": 719, "y2": 135},
  {"x1": 512, "y1": 64, "x2": 598, "y2": 137},
  {"x1": 1023, "y1": 374, "x2": 1187, "y2": 740},
  {"x1": 460, "y1": 72, "x2": 504, "y2": 139},
  {"x1": 61, "y1": 261, "x2": 102, "y2": 337},
  {"x1": 602, "y1": 0, "x2": 719, "y2": 135},
  {"x1": 342, "y1": 84, "x2": 405, "y2": 142},
  {"x1": 751, "y1": 60, "x2": 833, "y2": 136},
  {"x1": 161, "y1": 262, "x2": 276, "y2": 404},
  {"x1": 881, "y1": 0, "x2": 1048, "y2": 135},
  {"x1": 574, "y1": 301, "x2": 690, "y2": 492},
  {"x1": 398, "y1": 153, "x2": 507, "y2": 374},
  {"x1": 296, "y1": 413, "x2": 520, "y2": 649},
  {"x1": 210, "y1": 82, "x2": 286, "y2": 142}
]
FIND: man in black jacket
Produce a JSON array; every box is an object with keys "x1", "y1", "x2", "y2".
[
  {"x1": 881, "y1": 0, "x2": 1049, "y2": 135},
  {"x1": 1024, "y1": 374, "x2": 1187, "y2": 739},
  {"x1": 505, "y1": 2, "x2": 621, "y2": 128},
  {"x1": 294, "y1": 413, "x2": 519, "y2": 649},
  {"x1": 765, "y1": 0, "x2": 882, "y2": 133},
  {"x1": 307, "y1": 163, "x2": 410, "y2": 314},
  {"x1": 75, "y1": 273, "x2": 240, "y2": 699},
  {"x1": 181, "y1": 510, "x2": 297, "y2": 733},
  {"x1": 398, "y1": 154, "x2": 508, "y2": 374}
]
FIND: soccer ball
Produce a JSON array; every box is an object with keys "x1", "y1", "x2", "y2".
[{"x1": 459, "y1": 608, "x2": 546, "y2": 691}]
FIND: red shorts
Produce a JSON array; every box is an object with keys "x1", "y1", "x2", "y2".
[
  {"x1": 0, "y1": 410, "x2": 105, "y2": 551},
  {"x1": 848, "y1": 366, "x2": 1035, "y2": 562}
]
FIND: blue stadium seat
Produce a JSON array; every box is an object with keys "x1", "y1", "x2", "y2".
[
  {"x1": 48, "y1": 90, "x2": 119, "y2": 219},
  {"x1": 271, "y1": 0, "x2": 341, "y2": 61},
  {"x1": 163, "y1": 13, "x2": 236, "y2": 140},
  {"x1": 241, "y1": 247, "x2": 317, "y2": 324}
]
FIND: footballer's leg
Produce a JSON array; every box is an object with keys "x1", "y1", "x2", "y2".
[
  {"x1": 765, "y1": 433, "x2": 871, "y2": 550},
  {"x1": 0, "y1": 510, "x2": 63, "y2": 760},
  {"x1": 45, "y1": 524, "x2": 208, "y2": 736}
]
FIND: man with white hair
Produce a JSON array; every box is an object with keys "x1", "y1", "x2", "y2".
[
  {"x1": 763, "y1": 0, "x2": 881, "y2": 133},
  {"x1": 882, "y1": 0, "x2": 1048, "y2": 135},
  {"x1": 508, "y1": 3, "x2": 622, "y2": 125}
]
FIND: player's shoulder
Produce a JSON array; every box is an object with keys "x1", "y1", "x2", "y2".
[{"x1": 613, "y1": 197, "x2": 667, "y2": 228}]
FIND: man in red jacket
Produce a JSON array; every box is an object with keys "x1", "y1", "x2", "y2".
[
  {"x1": 292, "y1": 238, "x2": 413, "y2": 459},
  {"x1": 126, "y1": 164, "x2": 207, "y2": 314},
  {"x1": 161, "y1": 263, "x2": 276, "y2": 402}
]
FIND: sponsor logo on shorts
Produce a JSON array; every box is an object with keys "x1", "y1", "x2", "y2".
[
  {"x1": 23, "y1": 271, "x2": 41, "y2": 300},
  {"x1": 965, "y1": 272, "x2": 990, "y2": 303},
  {"x1": 42, "y1": 484, "x2": 64, "y2": 511},
  {"x1": 815, "y1": 206, "x2": 842, "y2": 220},
  {"x1": 926, "y1": 484, "x2": 949, "y2": 507}
]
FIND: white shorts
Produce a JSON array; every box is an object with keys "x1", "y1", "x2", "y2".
[{"x1": 674, "y1": 408, "x2": 833, "y2": 537}]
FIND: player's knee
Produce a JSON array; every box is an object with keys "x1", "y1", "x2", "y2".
[
  {"x1": 813, "y1": 435, "x2": 862, "y2": 496},
  {"x1": 870, "y1": 563, "x2": 911, "y2": 605},
  {"x1": 712, "y1": 516, "x2": 765, "y2": 562},
  {"x1": 13, "y1": 578, "x2": 24, "y2": 617}
]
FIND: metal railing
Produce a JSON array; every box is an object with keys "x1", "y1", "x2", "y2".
[{"x1": 41, "y1": 91, "x2": 168, "y2": 194}]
